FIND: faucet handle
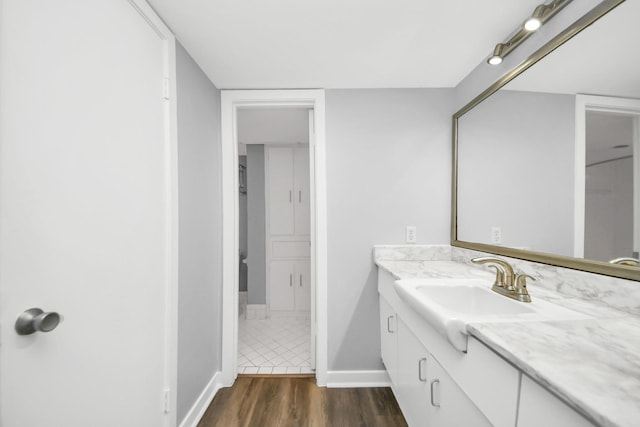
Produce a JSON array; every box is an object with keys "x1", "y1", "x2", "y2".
[
  {"x1": 486, "y1": 265, "x2": 506, "y2": 288},
  {"x1": 471, "y1": 256, "x2": 515, "y2": 289},
  {"x1": 514, "y1": 274, "x2": 535, "y2": 302}
]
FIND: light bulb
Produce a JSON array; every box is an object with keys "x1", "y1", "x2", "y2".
[
  {"x1": 488, "y1": 55, "x2": 503, "y2": 65},
  {"x1": 524, "y1": 17, "x2": 542, "y2": 31},
  {"x1": 525, "y1": 5, "x2": 546, "y2": 32}
]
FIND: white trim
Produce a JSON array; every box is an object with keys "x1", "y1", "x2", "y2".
[
  {"x1": 325, "y1": 370, "x2": 391, "y2": 388},
  {"x1": 126, "y1": 2, "x2": 179, "y2": 426},
  {"x1": 574, "y1": 96, "x2": 587, "y2": 258},
  {"x1": 178, "y1": 373, "x2": 224, "y2": 427},
  {"x1": 221, "y1": 90, "x2": 328, "y2": 387},
  {"x1": 245, "y1": 304, "x2": 267, "y2": 320},
  {"x1": 574, "y1": 94, "x2": 640, "y2": 259},
  {"x1": 633, "y1": 117, "x2": 640, "y2": 258}
]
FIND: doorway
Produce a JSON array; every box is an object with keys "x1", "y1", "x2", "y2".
[
  {"x1": 574, "y1": 94, "x2": 640, "y2": 261},
  {"x1": 220, "y1": 90, "x2": 328, "y2": 386},
  {"x1": 237, "y1": 108, "x2": 312, "y2": 374}
]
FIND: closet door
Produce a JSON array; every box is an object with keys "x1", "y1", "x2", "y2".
[
  {"x1": 294, "y1": 146, "x2": 310, "y2": 235},
  {"x1": 267, "y1": 147, "x2": 294, "y2": 235},
  {"x1": 269, "y1": 261, "x2": 295, "y2": 311},
  {"x1": 294, "y1": 260, "x2": 311, "y2": 311}
]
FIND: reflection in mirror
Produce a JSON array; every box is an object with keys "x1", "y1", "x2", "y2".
[
  {"x1": 455, "y1": 0, "x2": 640, "y2": 278},
  {"x1": 584, "y1": 110, "x2": 638, "y2": 263}
]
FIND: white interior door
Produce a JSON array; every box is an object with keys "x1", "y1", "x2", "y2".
[{"x1": 0, "y1": 1, "x2": 173, "y2": 426}]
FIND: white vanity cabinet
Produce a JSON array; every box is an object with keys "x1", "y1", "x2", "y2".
[
  {"x1": 377, "y1": 265, "x2": 597, "y2": 427},
  {"x1": 392, "y1": 313, "x2": 492, "y2": 427},
  {"x1": 379, "y1": 296, "x2": 398, "y2": 386},
  {"x1": 427, "y1": 354, "x2": 493, "y2": 427},
  {"x1": 378, "y1": 267, "x2": 518, "y2": 427},
  {"x1": 396, "y1": 316, "x2": 430, "y2": 425},
  {"x1": 517, "y1": 375, "x2": 595, "y2": 427}
]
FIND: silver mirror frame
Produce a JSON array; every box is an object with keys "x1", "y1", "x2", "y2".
[{"x1": 451, "y1": 0, "x2": 639, "y2": 282}]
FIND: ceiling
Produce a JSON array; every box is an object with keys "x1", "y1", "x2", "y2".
[
  {"x1": 506, "y1": 0, "x2": 640, "y2": 98},
  {"x1": 147, "y1": 0, "x2": 542, "y2": 89}
]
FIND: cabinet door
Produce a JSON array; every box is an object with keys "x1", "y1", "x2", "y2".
[
  {"x1": 397, "y1": 317, "x2": 430, "y2": 426},
  {"x1": 269, "y1": 261, "x2": 295, "y2": 311},
  {"x1": 518, "y1": 375, "x2": 595, "y2": 427},
  {"x1": 379, "y1": 297, "x2": 398, "y2": 388},
  {"x1": 294, "y1": 146, "x2": 310, "y2": 235},
  {"x1": 294, "y1": 260, "x2": 310, "y2": 311},
  {"x1": 428, "y1": 356, "x2": 492, "y2": 427},
  {"x1": 267, "y1": 147, "x2": 294, "y2": 235}
]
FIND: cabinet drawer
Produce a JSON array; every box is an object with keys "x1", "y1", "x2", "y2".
[{"x1": 271, "y1": 240, "x2": 310, "y2": 258}]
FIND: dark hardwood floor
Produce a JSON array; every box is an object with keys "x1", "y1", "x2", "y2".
[{"x1": 197, "y1": 376, "x2": 408, "y2": 427}]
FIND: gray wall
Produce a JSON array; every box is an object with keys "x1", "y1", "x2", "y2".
[
  {"x1": 176, "y1": 42, "x2": 222, "y2": 423},
  {"x1": 457, "y1": 90, "x2": 575, "y2": 256},
  {"x1": 325, "y1": 89, "x2": 454, "y2": 371},
  {"x1": 247, "y1": 145, "x2": 267, "y2": 304}
]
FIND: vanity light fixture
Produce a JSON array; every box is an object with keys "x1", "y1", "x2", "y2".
[
  {"x1": 524, "y1": 5, "x2": 546, "y2": 31},
  {"x1": 487, "y1": 0, "x2": 573, "y2": 65},
  {"x1": 488, "y1": 44, "x2": 505, "y2": 65}
]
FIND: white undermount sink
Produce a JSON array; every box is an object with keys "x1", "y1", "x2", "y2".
[{"x1": 393, "y1": 278, "x2": 589, "y2": 352}]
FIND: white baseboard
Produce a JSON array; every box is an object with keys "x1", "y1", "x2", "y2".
[
  {"x1": 245, "y1": 304, "x2": 266, "y2": 320},
  {"x1": 325, "y1": 370, "x2": 390, "y2": 388},
  {"x1": 178, "y1": 371, "x2": 224, "y2": 427}
]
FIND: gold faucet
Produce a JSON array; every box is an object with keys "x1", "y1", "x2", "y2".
[{"x1": 471, "y1": 257, "x2": 535, "y2": 303}]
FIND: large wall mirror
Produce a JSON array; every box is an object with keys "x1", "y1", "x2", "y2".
[{"x1": 453, "y1": 0, "x2": 640, "y2": 281}]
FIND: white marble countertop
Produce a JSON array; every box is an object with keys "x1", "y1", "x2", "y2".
[{"x1": 375, "y1": 257, "x2": 640, "y2": 427}]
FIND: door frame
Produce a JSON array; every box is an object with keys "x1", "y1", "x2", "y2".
[
  {"x1": 220, "y1": 90, "x2": 328, "y2": 385},
  {"x1": 574, "y1": 94, "x2": 640, "y2": 259},
  {"x1": 125, "y1": 1, "x2": 180, "y2": 425}
]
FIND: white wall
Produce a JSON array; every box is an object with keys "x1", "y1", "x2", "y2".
[
  {"x1": 247, "y1": 145, "x2": 267, "y2": 304},
  {"x1": 325, "y1": 89, "x2": 454, "y2": 370},
  {"x1": 176, "y1": 42, "x2": 222, "y2": 424},
  {"x1": 457, "y1": 90, "x2": 575, "y2": 256},
  {"x1": 238, "y1": 108, "x2": 309, "y2": 144}
]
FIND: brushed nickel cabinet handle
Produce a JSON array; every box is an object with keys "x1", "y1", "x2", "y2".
[
  {"x1": 289, "y1": 274, "x2": 293, "y2": 287},
  {"x1": 387, "y1": 315, "x2": 394, "y2": 333},
  {"x1": 418, "y1": 358, "x2": 427, "y2": 382},
  {"x1": 430, "y1": 379, "x2": 441, "y2": 407}
]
